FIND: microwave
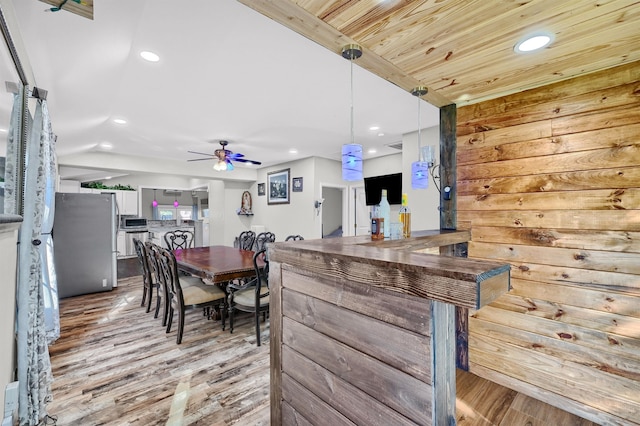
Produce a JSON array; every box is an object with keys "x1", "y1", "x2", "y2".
[{"x1": 120, "y1": 217, "x2": 148, "y2": 230}]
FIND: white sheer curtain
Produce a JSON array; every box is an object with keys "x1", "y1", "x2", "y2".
[
  {"x1": 16, "y1": 97, "x2": 56, "y2": 425},
  {"x1": 3, "y1": 90, "x2": 21, "y2": 214}
]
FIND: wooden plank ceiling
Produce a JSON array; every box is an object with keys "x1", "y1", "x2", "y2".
[
  {"x1": 38, "y1": 0, "x2": 93, "y2": 20},
  {"x1": 239, "y1": 0, "x2": 640, "y2": 108}
]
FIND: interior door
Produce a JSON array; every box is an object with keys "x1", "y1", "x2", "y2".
[{"x1": 354, "y1": 186, "x2": 370, "y2": 236}]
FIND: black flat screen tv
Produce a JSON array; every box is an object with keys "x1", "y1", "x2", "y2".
[{"x1": 364, "y1": 173, "x2": 402, "y2": 205}]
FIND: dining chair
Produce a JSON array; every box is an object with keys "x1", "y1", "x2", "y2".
[
  {"x1": 145, "y1": 241, "x2": 170, "y2": 325},
  {"x1": 164, "y1": 229, "x2": 195, "y2": 250},
  {"x1": 157, "y1": 246, "x2": 227, "y2": 344},
  {"x1": 254, "y1": 231, "x2": 276, "y2": 252},
  {"x1": 237, "y1": 230, "x2": 256, "y2": 251},
  {"x1": 226, "y1": 248, "x2": 270, "y2": 346},
  {"x1": 284, "y1": 234, "x2": 304, "y2": 241},
  {"x1": 133, "y1": 238, "x2": 159, "y2": 314}
]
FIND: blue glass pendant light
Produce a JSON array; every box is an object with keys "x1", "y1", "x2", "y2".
[
  {"x1": 341, "y1": 44, "x2": 363, "y2": 181},
  {"x1": 411, "y1": 86, "x2": 430, "y2": 189}
]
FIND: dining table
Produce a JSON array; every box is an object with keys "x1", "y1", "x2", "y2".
[{"x1": 173, "y1": 245, "x2": 263, "y2": 284}]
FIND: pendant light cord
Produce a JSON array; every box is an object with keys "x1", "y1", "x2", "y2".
[
  {"x1": 417, "y1": 95, "x2": 422, "y2": 160},
  {"x1": 350, "y1": 57, "x2": 355, "y2": 145}
]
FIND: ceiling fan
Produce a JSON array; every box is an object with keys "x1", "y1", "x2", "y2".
[{"x1": 187, "y1": 140, "x2": 262, "y2": 171}]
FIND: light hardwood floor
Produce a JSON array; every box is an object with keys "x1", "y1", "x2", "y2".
[{"x1": 46, "y1": 275, "x2": 596, "y2": 425}]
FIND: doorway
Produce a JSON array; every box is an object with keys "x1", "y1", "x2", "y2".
[{"x1": 321, "y1": 186, "x2": 343, "y2": 238}]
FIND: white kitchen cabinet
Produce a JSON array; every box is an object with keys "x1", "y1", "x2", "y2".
[
  {"x1": 119, "y1": 190, "x2": 138, "y2": 216},
  {"x1": 149, "y1": 231, "x2": 166, "y2": 248},
  {"x1": 58, "y1": 180, "x2": 81, "y2": 193},
  {"x1": 91, "y1": 189, "x2": 138, "y2": 216}
]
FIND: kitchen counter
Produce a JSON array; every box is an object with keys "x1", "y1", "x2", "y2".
[
  {"x1": 148, "y1": 225, "x2": 194, "y2": 233},
  {"x1": 148, "y1": 225, "x2": 195, "y2": 249}
]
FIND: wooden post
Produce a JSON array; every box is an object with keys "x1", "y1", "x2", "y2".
[
  {"x1": 431, "y1": 300, "x2": 457, "y2": 426},
  {"x1": 439, "y1": 103, "x2": 457, "y2": 230},
  {"x1": 439, "y1": 103, "x2": 469, "y2": 373},
  {"x1": 269, "y1": 260, "x2": 283, "y2": 425}
]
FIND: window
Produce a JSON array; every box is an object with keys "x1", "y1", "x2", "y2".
[{"x1": 158, "y1": 205, "x2": 193, "y2": 221}]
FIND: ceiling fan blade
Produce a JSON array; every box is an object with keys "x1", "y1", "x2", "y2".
[
  {"x1": 187, "y1": 157, "x2": 214, "y2": 162},
  {"x1": 187, "y1": 150, "x2": 215, "y2": 157},
  {"x1": 233, "y1": 158, "x2": 262, "y2": 165},
  {"x1": 228, "y1": 153, "x2": 245, "y2": 159}
]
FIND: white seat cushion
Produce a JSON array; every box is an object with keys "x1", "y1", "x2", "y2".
[
  {"x1": 233, "y1": 285, "x2": 269, "y2": 308},
  {"x1": 180, "y1": 276, "x2": 206, "y2": 287},
  {"x1": 180, "y1": 278, "x2": 226, "y2": 305}
]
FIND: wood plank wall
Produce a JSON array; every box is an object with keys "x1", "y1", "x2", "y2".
[{"x1": 456, "y1": 61, "x2": 640, "y2": 425}]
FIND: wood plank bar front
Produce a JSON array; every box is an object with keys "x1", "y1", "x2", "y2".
[{"x1": 269, "y1": 231, "x2": 510, "y2": 425}]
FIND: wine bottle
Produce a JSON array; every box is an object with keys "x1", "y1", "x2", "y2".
[
  {"x1": 399, "y1": 193, "x2": 411, "y2": 238},
  {"x1": 379, "y1": 189, "x2": 391, "y2": 239}
]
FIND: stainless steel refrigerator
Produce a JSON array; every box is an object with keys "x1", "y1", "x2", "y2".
[{"x1": 53, "y1": 192, "x2": 117, "y2": 298}]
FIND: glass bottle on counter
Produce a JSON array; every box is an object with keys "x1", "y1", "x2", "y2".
[
  {"x1": 370, "y1": 204, "x2": 383, "y2": 240},
  {"x1": 379, "y1": 189, "x2": 391, "y2": 239},
  {"x1": 399, "y1": 193, "x2": 411, "y2": 238}
]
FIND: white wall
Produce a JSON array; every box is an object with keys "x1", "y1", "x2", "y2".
[
  {"x1": 222, "y1": 181, "x2": 254, "y2": 246},
  {"x1": 401, "y1": 125, "x2": 441, "y2": 231},
  {"x1": 364, "y1": 152, "x2": 403, "y2": 177},
  {"x1": 0, "y1": 222, "x2": 19, "y2": 418},
  {"x1": 253, "y1": 157, "x2": 319, "y2": 241}
]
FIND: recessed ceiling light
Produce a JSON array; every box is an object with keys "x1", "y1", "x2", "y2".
[
  {"x1": 514, "y1": 33, "x2": 554, "y2": 53},
  {"x1": 377, "y1": 133, "x2": 385, "y2": 137},
  {"x1": 368, "y1": 148, "x2": 377, "y2": 154},
  {"x1": 0, "y1": 128, "x2": 7, "y2": 133},
  {"x1": 369, "y1": 126, "x2": 380, "y2": 131},
  {"x1": 104, "y1": 176, "x2": 112, "y2": 180},
  {"x1": 113, "y1": 118, "x2": 127, "y2": 124},
  {"x1": 99, "y1": 142, "x2": 113, "y2": 150},
  {"x1": 140, "y1": 51, "x2": 160, "y2": 62},
  {"x1": 289, "y1": 149, "x2": 298, "y2": 154}
]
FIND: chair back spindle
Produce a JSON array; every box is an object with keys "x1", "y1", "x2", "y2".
[
  {"x1": 164, "y1": 229, "x2": 195, "y2": 250},
  {"x1": 237, "y1": 230, "x2": 256, "y2": 250},
  {"x1": 254, "y1": 231, "x2": 276, "y2": 252}
]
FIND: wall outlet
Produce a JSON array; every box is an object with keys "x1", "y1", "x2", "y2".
[
  {"x1": 4, "y1": 381, "x2": 18, "y2": 420},
  {"x1": 102, "y1": 278, "x2": 107, "y2": 287}
]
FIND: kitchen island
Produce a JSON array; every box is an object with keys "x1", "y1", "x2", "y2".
[{"x1": 268, "y1": 230, "x2": 510, "y2": 425}]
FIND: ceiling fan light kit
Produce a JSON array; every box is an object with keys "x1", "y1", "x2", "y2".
[{"x1": 341, "y1": 44, "x2": 364, "y2": 181}]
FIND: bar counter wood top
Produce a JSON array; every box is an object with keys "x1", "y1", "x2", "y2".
[
  {"x1": 269, "y1": 229, "x2": 510, "y2": 310},
  {"x1": 268, "y1": 230, "x2": 511, "y2": 425}
]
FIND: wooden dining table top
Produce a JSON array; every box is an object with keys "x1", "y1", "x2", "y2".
[{"x1": 173, "y1": 245, "x2": 263, "y2": 284}]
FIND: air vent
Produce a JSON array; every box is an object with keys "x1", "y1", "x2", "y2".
[
  {"x1": 163, "y1": 190, "x2": 182, "y2": 196},
  {"x1": 386, "y1": 142, "x2": 403, "y2": 151}
]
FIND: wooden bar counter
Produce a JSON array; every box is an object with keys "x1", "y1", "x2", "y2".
[{"x1": 268, "y1": 230, "x2": 510, "y2": 425}]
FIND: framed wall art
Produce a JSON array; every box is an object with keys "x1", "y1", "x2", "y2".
[
  {"x1": 292, "y1": 177, "x2": 303, "y2": 192},
  {"x1": 257, "y1": 183, "x2": 265, "y2": 196},
  {"x1": 267, "y1": 168, "x2": 290, "y2": 205}
]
